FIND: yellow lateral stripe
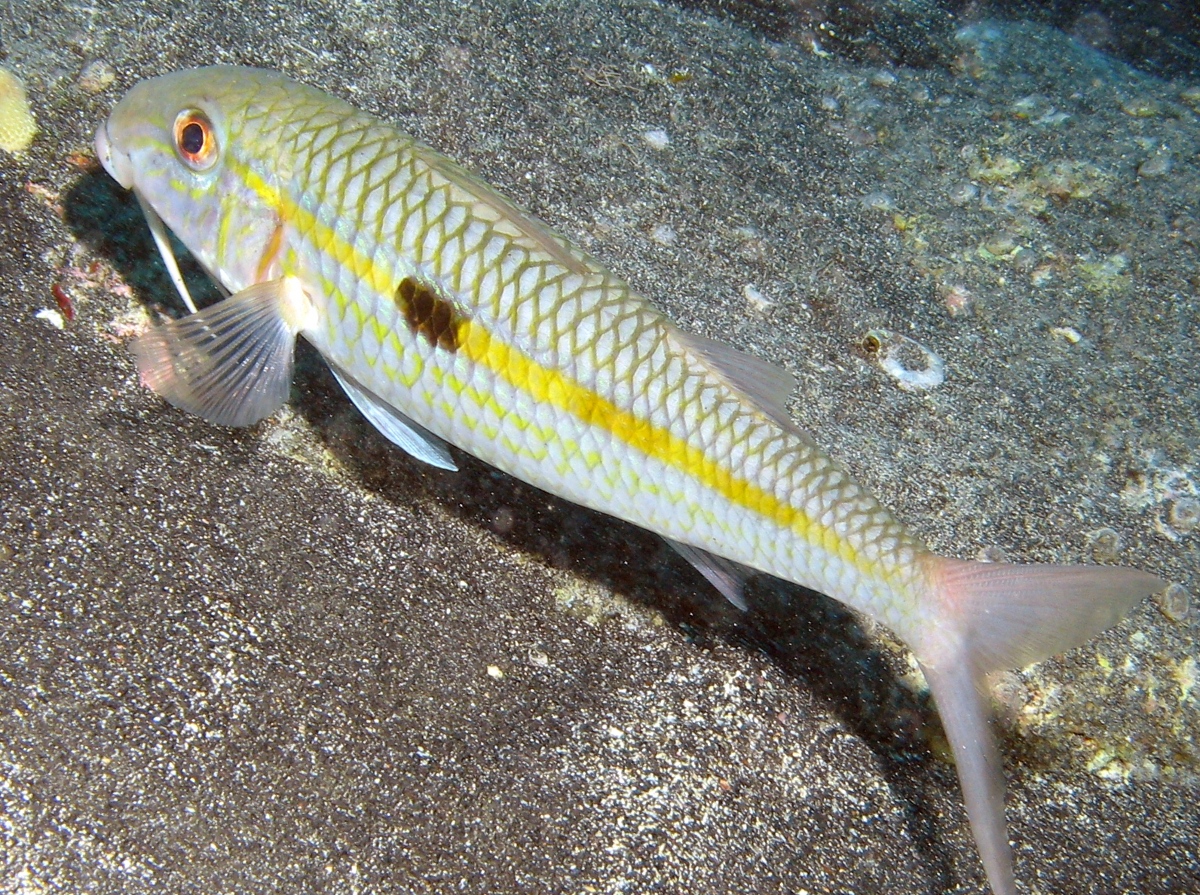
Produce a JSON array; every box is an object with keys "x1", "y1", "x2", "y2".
[
  {"x1": 458, "y1": 320, "x2": 846, "y2": 559},
  {"x1": 228, "y1": 156, "x2": 870, "y2": 577},
  {"x1": 232, "y1": 161, "x2": 532, "y2": 449}
]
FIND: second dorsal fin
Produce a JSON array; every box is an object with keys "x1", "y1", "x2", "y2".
[{"x1": 673, "y1": 327, "x2": 799, "y2": 431}]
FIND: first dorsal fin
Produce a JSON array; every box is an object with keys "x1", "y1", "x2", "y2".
[{"x1": 419, "y1": 146, "x2": 589, "y2": 276}]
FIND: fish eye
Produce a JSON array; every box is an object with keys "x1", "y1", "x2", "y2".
[{"x1": 172, "y1": 109, "x2": 218, "y2": 171}]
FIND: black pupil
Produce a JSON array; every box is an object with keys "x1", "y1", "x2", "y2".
[{"x1": 180, "y1": 122, "x2": 206, "y2": 155}]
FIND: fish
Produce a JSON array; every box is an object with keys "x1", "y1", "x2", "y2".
[{"x1": 94, "y1": 65, "x2": 1162, "y2": 895}]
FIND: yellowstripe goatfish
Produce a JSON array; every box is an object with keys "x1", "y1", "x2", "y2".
[{"x1": 95, "y1": 66, "x2": 1161, "y2": 895}]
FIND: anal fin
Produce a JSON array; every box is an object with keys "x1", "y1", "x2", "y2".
[{"x1": 666, "y1": 538, "x2": 753, "y2": 611}]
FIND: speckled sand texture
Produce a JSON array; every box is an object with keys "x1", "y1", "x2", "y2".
[{"x1": 0, "y1": 2, "x2": 1197, "y2": 894}]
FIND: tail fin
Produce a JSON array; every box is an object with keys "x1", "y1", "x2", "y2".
[{"x1": 916, "y1": 557, "x2": 1163, "y2": 895}]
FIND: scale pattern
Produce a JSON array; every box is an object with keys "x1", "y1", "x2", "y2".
[{"x1": 126, "y1": 68, "x2": 933, "y2": 636}]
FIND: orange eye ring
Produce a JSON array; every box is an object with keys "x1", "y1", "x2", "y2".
[{"x1": 172, "y1": 110, "x2": 218, "y2": 171}]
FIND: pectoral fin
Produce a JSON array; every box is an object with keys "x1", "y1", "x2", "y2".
[
  {"x1": 132, "y1": 277, "x2": 315, "y2": 427},
  {"x1": 329, "y1": 364, "x2": 458, "y2": 472}
]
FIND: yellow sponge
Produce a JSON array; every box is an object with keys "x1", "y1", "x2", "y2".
[{"x1": 0, "y1": 67, "x2": 36, "y2": 154}]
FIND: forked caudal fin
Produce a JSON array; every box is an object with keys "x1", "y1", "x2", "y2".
[{"x1": 916, "y1": 556, "x2": 1163, "y2": 895}]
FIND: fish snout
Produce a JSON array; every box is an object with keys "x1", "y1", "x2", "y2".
[{"x1": 94, "y1": 119, "x2": 134, "y2": 189}]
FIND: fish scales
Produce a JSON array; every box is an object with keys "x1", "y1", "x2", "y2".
[
  {"x1": 96, "y1": 66, "x2": 1163, "y2": 895},
  {"x1": 222, "y1": 73, "x2": 919, "y2": 623}
]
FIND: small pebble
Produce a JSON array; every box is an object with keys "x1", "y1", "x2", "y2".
[
  {"x1": 968, "y1": 154, "x2": 1022, "y2": 183},
  {"x1": 1030, "y1": 264, "x2": 1055, "y2": 287},
  {"x1": 1120, "y1": 97, "x2": 1161, "y2": 117},
  {"x1": 1078, "y1": 253, "x2": 1129, "y2": 290},
  {"x1": 838, "y1": 123, "x2": 877, "y2": 147},
  {"x1": 77, "y1": 60, "x2": 115, "y2": 94},
  {"x1": 860, "y1": 191, "x2": 895, "y2": 212},
  {"x1": 1087, "y1": 527, "x2": 1123, "y2": 563},
  {"x1": 1035, "y1": 109, "x2": 1071, "y2": 127},
  {"x1": 1010, "y1": 94, "x2": 1048, "y2": 119},
  {"x1": 870, "y1": 70, "x2": 897, "y2": 88},
  {"x1": 980, "y1": 232, "x2": 1018, "y2": 257},
  {"x1": 1011, "y1": 247, "x2": 1039, "y2": 272},
  {"x1": 490, "y1": 507, "x2": 515, "y2": 534},
  {"x1": 650, "y1": 223, "x2": 677, "y2": 246},
  {"x1": 976, "y1": 545, "x2": 1008, "y2": 563},
  {"x1": 642, "y1": 128, "x2": 670, "y2": 150},
  {"x1": 1049, "y1": 325, "x2": 1083, "y2": 344},
  {"x1": 743, "y1": 283, "x2": 773, "y2": 315},
  {"x1": 35, "y1": 308, "x2": 65, "y2": 329},
  {"x1": 1137, "y1": 155, "x2": 1171, "y2": 178},
  {"x1": 486, "y1": 664, "x2": 504, "y2": 679},
  {"x1": 947, "y1": 182, "x2": 978, "y2": 206},
  {"x1": 1156, "y1": 584, "x2": 1191, "y2": 623},
  {"x1": 940, "y1": 284, "x2": 975, "y2": 318}
]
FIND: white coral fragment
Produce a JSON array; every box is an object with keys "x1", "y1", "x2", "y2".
[{"x1": 865, "y1": 328, "x2": 945, "y2": 391}]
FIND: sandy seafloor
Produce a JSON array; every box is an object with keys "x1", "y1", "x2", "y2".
[{"x1": 1, "y1": 1, "x2": 1198, "y2": 893}]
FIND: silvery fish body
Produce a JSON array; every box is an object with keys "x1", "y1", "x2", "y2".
[{"x1": 95, "y1": 66, "x2": 1161, "y2": 895}]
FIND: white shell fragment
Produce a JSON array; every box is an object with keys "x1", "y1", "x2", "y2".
[
  {"x1": 864, "y1": 328, "x2": 945, "y2": 391},
  {"x1": 35, "y1": 308, "x2": 65, "y2": 330},
  {"x1": 641, "y1": 128, "x2": 670, "y2": 150},
  {"x1": 742, "y1": 283, "x2": 774, "y2": 315},
  {"x1": 1049, "y1": 325, "x2": 1083, "y2": 344}
]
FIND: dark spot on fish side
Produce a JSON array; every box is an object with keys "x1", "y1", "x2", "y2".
[{"x1": 395, "y1": 276, "x2": 463, "y2": 351}]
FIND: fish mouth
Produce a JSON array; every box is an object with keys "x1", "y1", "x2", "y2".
[
  {"x1": 94, "y1": 119, "x2": 134, "y2": 189},
  {"x1": 93, "y1": 116, "x2": 200, "y2": 315}
]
